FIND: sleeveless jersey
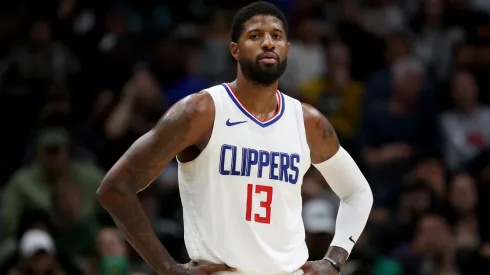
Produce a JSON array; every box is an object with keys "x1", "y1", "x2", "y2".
[{"x1": 177, "y1": 83, "x2": 311, "y2": 275}]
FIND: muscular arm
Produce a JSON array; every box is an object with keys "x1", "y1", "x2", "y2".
[
  {"x1": 96, "y1": 92, "x2": 214, "y2": 274},
  {"x1": 303, "y1": 103, "x2": 373, "y2": 270}
]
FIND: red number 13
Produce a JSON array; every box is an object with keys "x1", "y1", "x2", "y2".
[{"x1": 246, "y1": 184, "x2": 273, "y2": 224}]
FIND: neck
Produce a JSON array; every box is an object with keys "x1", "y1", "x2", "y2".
[{"x1": 230, "y1": 72, "x2": 279, "y2": 121}]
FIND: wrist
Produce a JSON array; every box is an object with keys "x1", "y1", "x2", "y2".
[
  {"x1": 324, "y1": 246, "x2": 349, "y2": 271},
  {"x1": 322, "y1": 257, "x2": 341, "y2": 274}
]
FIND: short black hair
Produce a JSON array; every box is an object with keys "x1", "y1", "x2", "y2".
[{"x1": 231, "y1": 1, "x2": 288, "y2": 43}]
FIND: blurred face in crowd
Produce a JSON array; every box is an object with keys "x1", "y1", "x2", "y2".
[
  {"x1": 295, "y1": 18, "x2": 322, "y2": 44},
  {"x1": 29, "y1": 20, "x2": 52, "y2": 47},
  {"x1": 400, "y1": 184, "x2": 431, "y2": 217},
  {"x1": 24, "y1": 251, "x2": 55, "y2": 275},
  {"x1": 413, "y1": 158, "x2": 446, "y2": 198},
  {"x1": 132, "y1": 68, "x2": 161, "y2": 106},
  {"x1": 340, "y1": 0, "x2": 361, "y2": 23},
  {"x1": 393, "y1": 69, "x2": 423, "y2": 103},
  {"x1": 328, "y1": 42, "x2": 351, "y2": 70},
  {"x1": 38, "y1": 145, "x2": 69, "y2": 177},
  {"x1": 449, "y1": 173, "x2": 478, "y2": 215},
  {"x1": 423, "y1": 0, "x2": 445, "y2": 21},
  {"x1": 453, "y1": 44, "x2": 474, "y2": 69},
  {"x1": 230, "y1": 15, "x2": 290, "y2": 85},
  {"x1": 451, "y1": 71, "x2": 479, "y2": 112},
  {"x1": 96, "y1": 228, "x2": 127, "y2": 257},
  {"x1": 414, "y1": 215, "x2": 452, "y2": 254},
  {"x1": 386, "y1": 37, "x2": 410, "y2": 64}
]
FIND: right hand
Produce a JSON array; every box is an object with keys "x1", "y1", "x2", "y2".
[{"x1": 174, "y1": 260, "x2": 236, "y2": 274}]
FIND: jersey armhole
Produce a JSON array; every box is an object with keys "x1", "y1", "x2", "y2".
[{"x1": 293, "y1": 100, "x2": 311, "y2": 161}]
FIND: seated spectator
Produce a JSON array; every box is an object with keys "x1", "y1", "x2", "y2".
[
  {"x1": 359, "y1": 57, "x2": 438, "y2": 203},
  {"x1": 393, "y1": 214, "x2": 460, "y2": 275},
  {"x1": 6, "y1": 229, "x2": 67, "y2": 275},
  {"x1": 299, "y1": 41, "x2": 363, "y2": 145},
  {"x1": 1, "y1": 127, "x2": 105, "y2": 238},
  {"x1": 93, "y1": 228, "x2": 130, "y2": 275},
  {"x1": 0, "y1": 210, "x2": 81, "y2": 275},
  {"x1": 440, "y1": 70, "x2": 490, "y2": 171},
  {"x1": 376, "y1": 180, "x2": 438, "y2": 253},
  {"x1": 412, "y1": 156, "x2": 447, "y2": 200},
  {"x1": 52, "y1": 183, "x2": 99, "y2": 271},
  {"x1": 443, "y1": 173, "x2": 486, "y2": 274}
]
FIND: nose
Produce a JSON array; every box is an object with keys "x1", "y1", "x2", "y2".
[{"x1": 261, "y1": 33, "x2": 275, "y2": 51}]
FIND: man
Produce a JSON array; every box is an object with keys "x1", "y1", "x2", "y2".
[{"x1": 96, "y1": 2, "x2": 373, "y2": 275}]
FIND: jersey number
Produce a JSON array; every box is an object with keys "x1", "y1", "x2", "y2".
[{"x1": 246, "y1": 184, "x2": 273, "y2": 224}]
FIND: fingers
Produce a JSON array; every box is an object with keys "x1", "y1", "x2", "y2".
[{"x1": 197, "y1": 263, "x2": 236, "y2": 274}]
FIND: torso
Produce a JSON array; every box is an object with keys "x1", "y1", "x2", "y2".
[{"x1": 177, "y1": 83, "x2": 311, "y2": 275}]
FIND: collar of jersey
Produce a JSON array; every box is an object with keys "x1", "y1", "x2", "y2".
[{"x1": 222, "y1": 83, "x2": 285, "y2": 128}]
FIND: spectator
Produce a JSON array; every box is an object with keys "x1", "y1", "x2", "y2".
[
  {"x1": 94, "y1": 228, "x2": 130, "y2": 275},
  {"x1": 393, "y1": 214, "x2": 460, "y2": 275},
  {"x1": 299, "y1": 41, "x2": 363, "y2": 145},
  {"x1": 6, "y1": 229, "x2": 67, "y2": 275},
  {"x1": 411, "y1": 156, "x2": 447, "y2": 200},
  {"x1": 1, "y1": 127, "x2": 104, "y2": 237},
  {"x1": 52, "y1": 183, "x2": 99, "y2": 271},
  {"x1": 281, "y1": 16, "x2": 327, "y2": 95},
  {"x1": 360, "y1": 57, "x2": 438, "y2": 203},
  {"x1": 440, "y1": 70, "x2": 490, "y2": 171},
  {"x1": 411, "y1": 0, "x2": 466, "y2": 82}
]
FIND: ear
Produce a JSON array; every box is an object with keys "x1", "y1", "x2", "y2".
[
  {"x1": 230, "y1": 42, "x2": 239, "y2": 61},
  {"x1": 286, "y1": 41, "x2": 291, "y2": 57}
]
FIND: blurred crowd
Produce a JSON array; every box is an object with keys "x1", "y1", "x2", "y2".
[{"x1": 1, "y1": 0, "x2": 490, "y2": 274}]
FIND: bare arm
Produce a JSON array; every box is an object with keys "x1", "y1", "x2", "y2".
[
  {"x1": 96, "y1": 92, "x2": 214, "y2": 274},
  {"x1": 302, "y1": 104, "x2": 349, "y2": 267}
]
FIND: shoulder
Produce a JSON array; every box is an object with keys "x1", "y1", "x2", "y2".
[
  {"x1": 302, "y1": 102, "x2": 325, "y2": 128},
  {"x1": 175, "y1": 90, "x2": 215, "y2": 116},
  {"x1": 158, "y1": 91, "x2": 215, "y2": 128},
  {"x1": 152, "y1": 90, "x2": 215, "y2": 145},
  {"x1": 301, "y1": 103, "x2": 339, "y2": 163},
  {"x1": 301, "y1": 102, "x2": 334, "y2": 142},
  {"x1": 4, "y1": 166, "x2": 39, "y2": 191}
]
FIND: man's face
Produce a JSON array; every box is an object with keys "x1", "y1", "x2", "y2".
[{"x1": 230, "y1": 15, "x2": 290, "y2": 85}]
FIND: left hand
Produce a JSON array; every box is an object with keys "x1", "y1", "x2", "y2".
[{"x1": 301, "y1": 259, "x2": 338, "y2": 275}]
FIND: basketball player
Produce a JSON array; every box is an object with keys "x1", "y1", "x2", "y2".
[{"x1": 96, "y1": 2, "x2": 373, "y2": 275}]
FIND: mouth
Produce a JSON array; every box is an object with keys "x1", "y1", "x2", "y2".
[{"x1": 258, "y1": 52, "x2": 278, "y2": 64}]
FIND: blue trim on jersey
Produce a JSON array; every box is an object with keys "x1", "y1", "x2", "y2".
[{"x1": 221, "y1": 83, "x2": 285, "y2": 128}]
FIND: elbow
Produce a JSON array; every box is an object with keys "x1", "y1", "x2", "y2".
[
  {"x1": 361, "y1": 183, "x2": 374, "y2": 212},
  {"x1": 96, "y1": 179, "x2": 127, "y2": 207},
  {"x1": 366, "y1": 186, "x2": 374, "y2": 210},
  {"x1": 96, "y1": 182, "x2": 110, "y2": 205}
]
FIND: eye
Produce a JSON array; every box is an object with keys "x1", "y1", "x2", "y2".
[
  {"x1": 250, "y1": 34, "x2": 260, "y2": 40},
  {"x1": 273, "y1": 34, "x2": 282, "y2": 39}
]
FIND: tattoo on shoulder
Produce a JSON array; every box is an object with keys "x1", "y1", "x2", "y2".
[
  {"x1": 122, "y1": 96, "x2": 202, "y2": 191},
  {"x1": 320, "y1": 116, "x2": 335, "y2": 141}
]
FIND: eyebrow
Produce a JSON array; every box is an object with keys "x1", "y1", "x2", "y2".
[{"x1": 246, "y1": 28, "x2": 285, "y2": 34}]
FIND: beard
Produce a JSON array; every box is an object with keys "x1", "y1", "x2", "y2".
[{"x1": 238, "y1": 55, "x2": 287, "y2": 85}]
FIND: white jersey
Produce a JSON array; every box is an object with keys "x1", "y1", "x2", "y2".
[{"x1": 178, "y1": 83, "x2": 311, "y2": 275}]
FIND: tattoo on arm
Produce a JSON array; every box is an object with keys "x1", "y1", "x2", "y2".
[
  {"x1": 320, "y1": 115, "x2": 336, "y2": 141},
  {"x1": 305, "y1": 104, "x2": 339, "y2": 163},
  {"x1": 97, "y1": 94, "x2": 209, "y2": 274}
]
